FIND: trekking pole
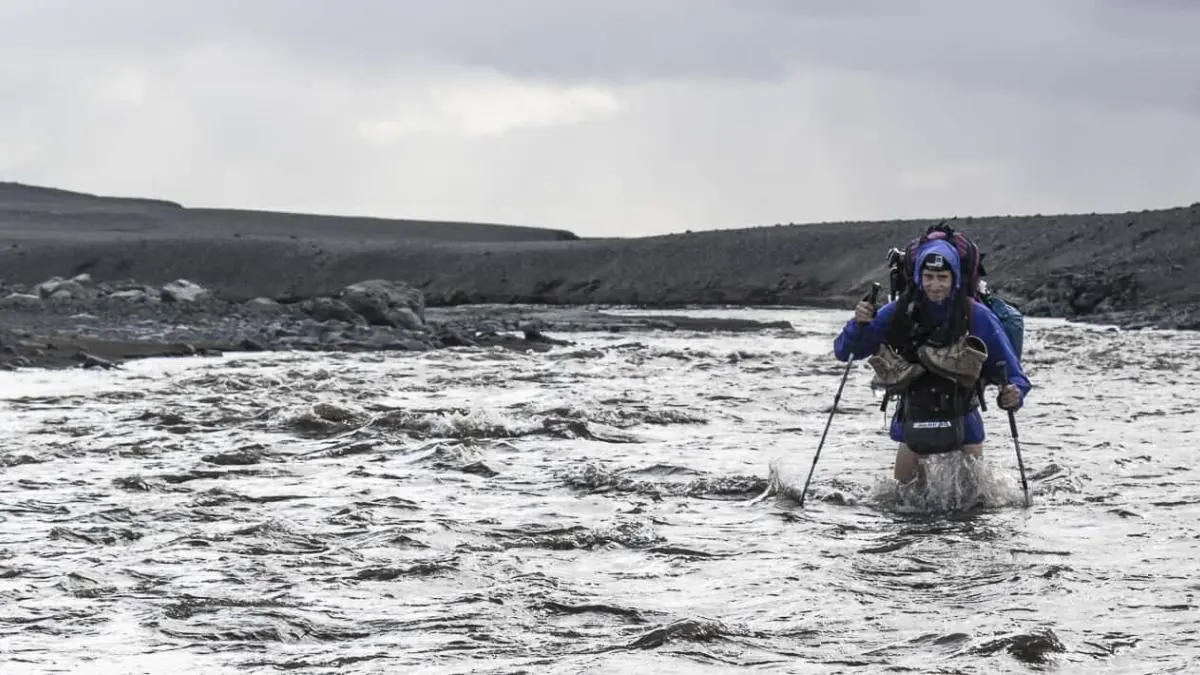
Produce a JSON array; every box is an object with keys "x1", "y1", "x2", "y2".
[
  {"x1": 798, "y1": 282, "x2": 881, "y2": 507},
  {"x1": 997, "y1": 360, "x2": 1031, "y2": 507}
]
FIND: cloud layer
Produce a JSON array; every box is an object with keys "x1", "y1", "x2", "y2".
[{"x1": 1, "y1": 0, "x2": 1197, "y2": 236}]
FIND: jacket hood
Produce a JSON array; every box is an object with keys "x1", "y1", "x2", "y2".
[{"x1": 913, "y1": 239, "x2": 962, "y2": 295}]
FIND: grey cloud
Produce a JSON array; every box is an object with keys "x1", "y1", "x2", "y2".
[
  {"x1": 0, "y1": 0, "x2": 1197, "y2": 236},
  {"x1": 3, "y1": 0, "x2": 1197, "y2": 115}
]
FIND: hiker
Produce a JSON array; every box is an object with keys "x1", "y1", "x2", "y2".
[{"x1": 832, "y1": 236, "x2": 1032, "y2": 483}]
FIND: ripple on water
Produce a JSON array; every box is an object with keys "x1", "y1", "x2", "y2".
[{"x1": 0, "y1": 311, "x2": 1198, "y2": 672}]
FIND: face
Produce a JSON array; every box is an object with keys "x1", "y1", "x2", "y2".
[{"x1": 920, "y1": 268, "x2": 954, "y2": 302}]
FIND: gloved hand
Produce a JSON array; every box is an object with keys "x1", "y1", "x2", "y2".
[
  {"x1": 997, "y1": 384, "x2": 1022, "y2": 410},
  {"x1": 854, "y1": 300, "x2": 876, "y2": 324}
]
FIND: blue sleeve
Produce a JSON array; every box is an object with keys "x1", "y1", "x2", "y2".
[
  {"x1": 972, "y1": 302, "x2": 1032, "y2": 407},
  {"x1": 833, "y1": 301, "x2": 896, "y2": 362}
]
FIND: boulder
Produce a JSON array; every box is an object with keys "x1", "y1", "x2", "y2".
[
  {"x1": 299, "y1": 297, "x2": 365, "y2": 325},
  {"x1": 109, "y1": 289, "x2": 156, "y2": 303},
  {"x1": 336, "y1": 279, "x2": 425, "y2": 330},
  {"x1": 34, "y1": 275, "x2": 97, "y2": 302},
  {"x1": 244, "y1": 297, "x2": 282, "y2": 313},
  {"x1": 0, "y1": 293, "x2": 43, "y2": 309},
  {"x1": 161, "y1": 279, "x2": 212, "y2": 303}
]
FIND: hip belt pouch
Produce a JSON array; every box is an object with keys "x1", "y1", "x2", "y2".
[{"x1": 901, "y1": 385, "x2": 967, "y2": 455}]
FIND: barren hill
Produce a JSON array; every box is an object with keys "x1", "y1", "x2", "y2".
[{"x1": 0, "y1": 181, "x2": 1196, "y2": 329}]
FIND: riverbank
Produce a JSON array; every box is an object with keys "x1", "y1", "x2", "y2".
[
  {"x1": 0, "y1": 276, "x2": 795, "y2": 370},
  {"x1": 0, "y1": 181, "x2": 1195, "y2": 369}
]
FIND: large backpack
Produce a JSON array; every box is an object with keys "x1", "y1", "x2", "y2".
[{"x1": 885, "y1": 221, "x2": 1025, "y2": 359}]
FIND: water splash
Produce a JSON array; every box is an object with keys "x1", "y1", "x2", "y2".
[
  {"x1": 868, "y1": 453, "x2": 1027, "y2": 513},
  {"x1": 755, "y1": 449, "x2": 1026, "y2": 514}
]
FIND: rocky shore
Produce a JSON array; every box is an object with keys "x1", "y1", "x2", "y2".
[
  {"x1": 0, "y1": 274, "x2": 794, "y2": 370},
  {"x1": 0, "y1": 181, "x2": 1196, "y2": 369}
]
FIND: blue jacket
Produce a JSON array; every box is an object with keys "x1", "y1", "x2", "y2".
[{"x1": 832, "y1": 239, "x2": 1032, "y2": 445}]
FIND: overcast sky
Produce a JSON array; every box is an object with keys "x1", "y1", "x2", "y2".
[{"x1": 1, "y1": 0, "x2": 1197, "y2": 237}]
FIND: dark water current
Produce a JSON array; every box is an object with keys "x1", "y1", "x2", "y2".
[{"x1": 1, "y1": 307, "x2": 1197, "y2": 674}]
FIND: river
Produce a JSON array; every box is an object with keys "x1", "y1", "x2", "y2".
[{"x1": 1, "y1": 307, "x2": 1197, "y2": 674}]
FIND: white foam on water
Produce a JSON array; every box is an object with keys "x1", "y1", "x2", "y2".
[
  {"x1": 1, "y1": 308, "x2": 1198, "y2": 673},
  {"x1": 868, "y1": 452, "x2": 1027, "y2": 513}
]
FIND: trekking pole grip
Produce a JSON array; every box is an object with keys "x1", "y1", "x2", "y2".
[{"x1": 859, "y1": 282, "x2": 881, "y2": 323}]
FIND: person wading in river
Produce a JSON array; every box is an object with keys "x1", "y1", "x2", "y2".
[{"x1": 832, "y1": 236, "x2": 1032, "y2": 484}]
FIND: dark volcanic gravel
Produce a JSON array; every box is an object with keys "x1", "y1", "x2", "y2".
[{"x1": 0, "y1": 181, "x2": 1196, "y2": 369}]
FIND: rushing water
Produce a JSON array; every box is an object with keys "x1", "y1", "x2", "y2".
[{"x1": 1, "y1": 307, "x2": 1197, "y2": 674}]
